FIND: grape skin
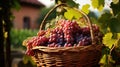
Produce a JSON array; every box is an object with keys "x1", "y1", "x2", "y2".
[{"x1": 25, "y1": 20, "x2": 103, "y2": 56}]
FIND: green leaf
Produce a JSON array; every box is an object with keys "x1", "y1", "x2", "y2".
[
  {"x1": 117, "y1": 33, "x2": 120, "y2": 37},
  {"x1": 103, "y1": 33, "x2": 117, "y2": 49},
  {"x1": 64, "y1": 7, "x2": 82, "y2": 20},
  {"x1": 11, "y1": 0, "x2": 21, "y2": 10},
  {"x1": 110, "y1": 1, "x2": 120, "y2": 15},
  {"x1": 81, "y1": 4, "x2": 90, "y2": 14},
  {"x1": 98, "y1": 0, "x2": 104, "y2": 6},
  {"x1": 64, "y1": 10, "x2": 74, "y2": 20},
  {"x1": 45, "y1": 23, "x2": 50, "y2": 29},
  {"x1": 66, "y1": 0, "x2": 79, "y2": 8},
  {"x1": 91, "y1": 0, "x2": 104, "y2": 11},
  {"x1": 102, "y1": 46, "x2": 110, "y2": 55},
  {"x1": 98, "y1": 13, "x2": 112, "y2": 34},
  {"x1": 109, "y1": 18, "x2": 120, "y2": 33},
  {"x1": 23, "y1": 55, "x2": 36, "y2": 65},
  {"x1": 99, "y1": 13, "x2": 112, "y2": 22},
  {"x1": 99, "y1": 55, "x2": 107, "y2": 65},
  {"x1": 98, "y1": 5, "x2": 104, "y2": 11},
  {"x1": 91, "y1": 0, "x2": 99, "y2": 8},
  {"x1": 112, "y1": 0, "x2": 119, "y2": 4},
  {"x1": 100, "y1": 46, "x2": 113, "y2": 67},
  {"x1": 23, "y1": 55, "x2": 30, "y2": 64}
]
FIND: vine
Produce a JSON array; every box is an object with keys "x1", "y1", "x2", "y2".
[{"x1": 52, "y1": 0, "x2": 120, "y2": 66}]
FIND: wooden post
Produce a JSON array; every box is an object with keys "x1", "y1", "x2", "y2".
[
  {"x1": 4, "y1": 0, "x2": 11, "y2": 67},
  {"x1": 0, "y1": 1, "x2": 5, "y2": 67},
  {"x1": 0, "y1": 0, "x2": 11, "y2": 67}
]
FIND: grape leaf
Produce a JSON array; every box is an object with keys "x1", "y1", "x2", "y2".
[
  {"x1": 98, "y1": 13, "x2": 112, "y2": 34},
  {"x1": 45, "y1": 23, "x2": 50, "y2": 29},
  {"x1": 91, "y1": 0, "x2": 104, "y2": 11},
  {"x1": 64, "y1": 10, "x2": 74, "y2": 20},
  {"x1": 91, "y1": 0, "x2": 98, "y2": 8},
  {"x1": 98, "y1": 5, "x2": 104, "y2": 11},
  {"x1": 99, "y1": 55, "x2": 106, "y2": 64},
  {"x1": 109, "y1": 18, "x2": 120, "y2": 33},
  {"x1": 112, "y1": 0, "x2": 119, "y2": 4},
  {"x1": 99, "y1": 46, "x2": 110, "y2": 66},
  {"x1": 103, "y1": 33, "x2": 117, "y2": 49},
  {"x1": 117, "y1": 33, "x2": 120, "y2": 37},
  {"x1": 64, "y1": 7, "x2": 82, "y2": 20},
  {"x1": 23, "y1": 55, "x2": 30, "y2": 64},
  {"x1": 98, "y1": 13, "x2": 112, "y2": 22},
  {"x1": 23, "y1": 55, "x2": 36, "y2": 65},
  {"x1": 99, "y1": 55, "x2": 107, "y2": 65},
  {"x1": 81, "y1": 4, "x2": 90, "y2": 14},
  {"x1": 110, "y1": 1, "x2": 120, "y2": 15},
  {"x1": 66, "y1": 0, "x2": 79, "y2": 8},
  {"x1": 99, "y1": 42, "x2": 115, "y2": 66},
  {"x1": 98, "y1": 0, "x2": 104, "y2": 9}
]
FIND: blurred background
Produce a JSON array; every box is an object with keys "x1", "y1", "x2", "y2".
[{"x1": 1, "y1": 0, "x2": 120, "y2": 67}]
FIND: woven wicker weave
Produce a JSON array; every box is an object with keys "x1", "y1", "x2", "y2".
[
  {"x1": 31, "y1": 3, "x2": 103, "y2": 67},
  {"x1": 32, "y1": 45, "x2": 102, "y2": 67}
]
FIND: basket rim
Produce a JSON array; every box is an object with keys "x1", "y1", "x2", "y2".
[{"x1": 32, "y1": 44, "x2": 103, "y2": 53}]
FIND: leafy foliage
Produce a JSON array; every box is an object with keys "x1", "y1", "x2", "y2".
[
  {"x1": 109, "y1": 18, "x2": 120, "y2": 33},
  {"x1": 95, "y1": 0, "x2": 120, "y2": 66},
  {"x1": 91, "y1": 0, "x2": 104, "y2": 11},
  {"x1": 23, "y1": 55, "x2": 36, "y2": 67},
  {"x1": 37, "y1": 6, "x2": 56, "y2": 26},
  {"x1": 11, "y1": 29, "x2": 38, "y2": 49},
  {"x1": 81, "y1": 4, "x2": 90, "y2": 14},
  {"x1": 100, "y1": 46, "x2": 111, "y2": 67},
  {"x1": 98, "y1": 13, "x2": 112, "y2": 34},
  {"x1": 66, "y1": 0, "x2": 79, "y2": 8},
  {"x1": 103, "y1": 33, "x2": 117, "y2": 49},
  {"x1": 42, "y1": 0, "x2": 120, "y2": 66},
  {"x1": 57, "y1": 0, "x2": 120, "y2": 66},
  {"x1": 96, "y1": 0, "x2": 120, "y2": 33},
  {"x1": 10, "y1": 0, "x2": 21, "y2": 11},
  {"x1": 112, "y1": 0, "x2": 119, "y2": 4},
  {"x1": 21, "y1": 0, "x2": 120, "y2": 66},
  {"x1": 110, "y1": 1, "x2": 120, "y2": 15},
  {"x1": 56, "y1": 0, "x2": 79, "y2": 8},
  {"x1": 64, "y1": 7, "x2": 82, "y2": 20}
]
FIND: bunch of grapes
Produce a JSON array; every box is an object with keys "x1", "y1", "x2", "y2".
[{"x1": 25, "y1": 19, "x2": 103, "y2": 56}]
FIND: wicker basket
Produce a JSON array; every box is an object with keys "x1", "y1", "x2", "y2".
[{"x1": 31, "y1": 3, "x2": 103, "y2": 67}]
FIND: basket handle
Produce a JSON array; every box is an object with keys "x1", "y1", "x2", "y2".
[
  {"x1": 40, "y1": 3, "x2": 66, "y2": 30},
  {"x1": 39, "y1": 3, "x2": 95, "y2": 45}
]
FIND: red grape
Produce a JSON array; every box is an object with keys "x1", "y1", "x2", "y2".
[{"x1": 25, "y1": 19, "x2": 103, "y2": 56}]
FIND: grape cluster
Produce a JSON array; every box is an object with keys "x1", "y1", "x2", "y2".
[{"x1": 25, "y1": 19, "x2": 103, "y2": 56}]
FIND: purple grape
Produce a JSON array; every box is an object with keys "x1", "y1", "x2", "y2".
[{"x1": 25, "y1": 19, "x2": 103, "y2": 56}]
